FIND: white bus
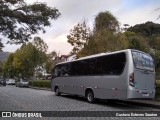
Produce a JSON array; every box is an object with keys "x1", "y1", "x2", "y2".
[{"x1": 51, "y1": 49, "x2": 155, "y2": 103}]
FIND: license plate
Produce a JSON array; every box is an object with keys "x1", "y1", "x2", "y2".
[{"x1": 142, "y1": 93, "x2": 149, "y2": 97}]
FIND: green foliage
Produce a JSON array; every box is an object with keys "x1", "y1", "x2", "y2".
[
  {"x1": 32, "y1": 37, "x2": 48, "y2": 66},
  {"x1": 13, "y1": 43, "x2": 36, "y2": 77},
  {"x1": 67, "y1": 20, "x2": 91, "y2": 54},
  {"x1": 32, "y1": 37, "x2": 48, "y2": 53},
  {"x1": 37, "y1": 72, "x2": 42, "y2": 79},
  {"x1": 0, "y1": 61, "x2": 3, "y2": 76},
  {"x1": 126, "y1": 22, "x2": 160, "y2": 74},
  {"x1": 149, "y1": 35, "x2": 160, "y2": 50},
  {"x1": 124, "y1": 31, "x2": 136, "y2": 37},
  {"x1": 29, "y1": 80, "x2": 51, "y2": 88},
  {"x1": 66, "y1": 11, "x2": 160, "y2": 75},
  {"x1": 67, "y1": 11, "x2": 125, "y2": 57},
  {"x1": 127, "y1": 21, "x2": 160, "y2": 36},
  {"x1": 149, "y1": 49, "x2": 160, "y2": 73},
  {"x1": 78, "y1": 29, "x2": 128, "y2": 57},
  {"x1": 127, "y1": 35, "x2": 149, "y2": 52},
  {"x1": 3, "y1": 53, "x2": 15, "y2": 78},
  {"x1": 45, "y1": 58, "x2": 54, "y2": 74},
  {"x1": 45, "y1": 51, "x2": 57, "y2": 73},
  {"x1": 0, "y1": 0, "x2": 61, "y2": 44},
  {"x1": 0, "y1": 40, "x2": 3, "y2": 51},
  {"x1": 3, "y1": 37, "x2": 48, "y2": 78},
  {"x1": 156, "y1": 80, "x2": 160, "y2": 99},
  {"x1": 94, "y1": 11, "x2": 119, "y2": 32}
]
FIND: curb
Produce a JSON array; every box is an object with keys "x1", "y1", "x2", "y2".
[
  {"x1": 119, "y1": 100, "x2": 160, "y2": 109},
  {"x1": 28, "y1": 86, "x2": 51, "y2": 91}
]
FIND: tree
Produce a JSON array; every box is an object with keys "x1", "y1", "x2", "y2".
[
  {"x1": 0, "y1": 61, "x2": 3, "y2": 76},
  {"x1": 3, "y1": 41, "x2": 48, "y2": 78},
  {"x1": 45, "y1": 51, "x2": 57, "y2": 73},
  {"x1": 67, "y1": 20, "x2": 91, "y2": 54},
  {"x1": 50, "y1": 51, "x2": 58, "y2": 59},
  {"x1": 127, "y1": 21, "x2": 160, "y2": 36},
  {"x1": 45, "y1": 57, "x2": 54, "y2": 74},
  {"x1": 79, "y1": 29, "x2": 128, "y2": 57},
  {"x1": 126, "y1": 21, "x2": 160, "y2": 75},
  {"x1": 74, "y1": 11, "x2": 127, "y2": 57},
  {"x1": 13, "y1": 44, "x2": 36, "y2": 77},
  {"x1": 0, "y1": 40, "x2": 3, "y2": 51},
  {"x1": 32, "y1": 37, "x2": 48, "y2": 69},
  {"x1": 149, "y1": 35, "x2": 160, "y2": 50},
  {"x1": 0, "y1": 0, "x2": 61, "y2": 44},
  {"x1": 128, "y1": 35, "x2": 149, "y2": 52},
  {"x1": 12, "y1": 42, "x2": 47, "y2": 78},
  {"x1": 94, "y1": 11, "x2": 119, "y2": 32},
  {"x1": 149, "y1": 49, "x2": 160, "y2": 74},
  {"x1": 3, "y1": 53, "x2": 15, "y2": 78},
  {"x1": 32, "y1": 37, "x2": 48, "y2": 53},
  {"x1": 67, "y1": 11, "x2": 129, "y2": 57}
]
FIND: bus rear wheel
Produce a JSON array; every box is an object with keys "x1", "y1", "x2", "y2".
[
  {"x1": 55, "y1": 87, "x2": 61, "y2": 96},
  {"x1": 86, "y1": 90, "x2": 95, "y2": 103}
]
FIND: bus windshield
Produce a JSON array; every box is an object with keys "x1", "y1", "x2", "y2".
[{"x1": 132, "y1": 51, "x2": 154, "y2": 71}]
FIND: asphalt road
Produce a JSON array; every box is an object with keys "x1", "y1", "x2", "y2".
[{"x1": 0, "y1": 85, "x2": 160, "y2": 120}]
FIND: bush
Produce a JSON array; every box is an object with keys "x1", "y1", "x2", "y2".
[
  {"x1": 29, "y1": 80, "x2": 51, "y2": 88},
  {"x1": 156, "y1": 80, "x2": 160, "y2": 99}
]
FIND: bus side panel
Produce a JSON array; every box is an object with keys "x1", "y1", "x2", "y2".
[
  {"x1": 52, "y1": 77, "x2": 68, "y2": 94},
  {"x1": 52, "y1": 51, "x2": 129, "y2": 100},
  {"x1": 52, "y1": 74, "x2": 128, "y2": 100},
  {"x1": 93, "y1": 51, "x2": 129, "y2": 99},
  {"x1": 52, "y1": 77, "x2": 85, "y2": 95},
  {"x1": 93, "y1": 63, "x2": 128, "y2": 100}
]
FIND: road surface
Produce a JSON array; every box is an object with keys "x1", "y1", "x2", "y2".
[{"x1": 0, "y1": 85, "x2": 159, "y2": 120}]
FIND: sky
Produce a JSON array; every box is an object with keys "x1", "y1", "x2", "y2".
[{"x1": 2, "y1": 0, "x2": 160, "y2": 55}]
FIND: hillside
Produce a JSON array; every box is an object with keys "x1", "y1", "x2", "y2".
[{"x1": 0, "y1": 52, "x2": 11, "y2": 61}]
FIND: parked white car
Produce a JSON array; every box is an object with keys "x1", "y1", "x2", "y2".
[
  {"x1": 7, "y1": 79, "x2": 15, "y2": 85},
  {"x1": 16, "y1": 79, "x2": 28, "y2": 87}
]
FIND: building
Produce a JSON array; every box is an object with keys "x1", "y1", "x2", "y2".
[{"x1": 67, "y1": 54, "x2": 77, "y2": 61}]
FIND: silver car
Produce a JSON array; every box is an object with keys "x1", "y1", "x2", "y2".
[
  {"x1": 16, "y1": 79, "x2": 28, "y2": 87},
  {"x1": 7, "y1": 79, "x2": 15, "y2": 85}
]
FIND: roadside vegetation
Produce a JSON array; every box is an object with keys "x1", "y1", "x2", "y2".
[
  {"x1": 67, "y1": 11, "x2": 160, "y2": 75},
  {"x1": 156, "y1": 80, "x2": 160, "y2": 100},
  {"x1": 29, "y1": 80, "x2": 51, "y2": 88}
]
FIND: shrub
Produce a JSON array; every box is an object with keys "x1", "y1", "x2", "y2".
[
  {"x1": 156, "y1": 80, "x2": 160, "y2": 99},
  {"x1": 29, "y1": 80, "x2": 51, "y2": 88}
]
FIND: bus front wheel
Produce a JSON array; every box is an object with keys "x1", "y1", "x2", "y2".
[
  {"x1": 86, "y1": 90, "x2": 95, "y2": 103},
  {"x1": 55, "y1": 87, "x2": 61, "y2": 96}
]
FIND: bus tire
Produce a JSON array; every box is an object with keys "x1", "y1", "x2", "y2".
[
  {"x1": 55, "y1": 86, "x2": 61, "y2": 96},
  {"x1": 86, "y1": 90, "x2": 95, "y2": 103}
]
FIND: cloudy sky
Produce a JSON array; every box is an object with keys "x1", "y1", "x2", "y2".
[{"x1": 2, "y1": 0, "x2": 160, "y2": 55}]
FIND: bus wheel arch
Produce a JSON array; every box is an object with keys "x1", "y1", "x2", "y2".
[
  {"x1": 54, "y1": 86, "x2": 61, "y2": 96},
  {"x1": 85, "y1": 88, "x2": 95, "y2": 103}
]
